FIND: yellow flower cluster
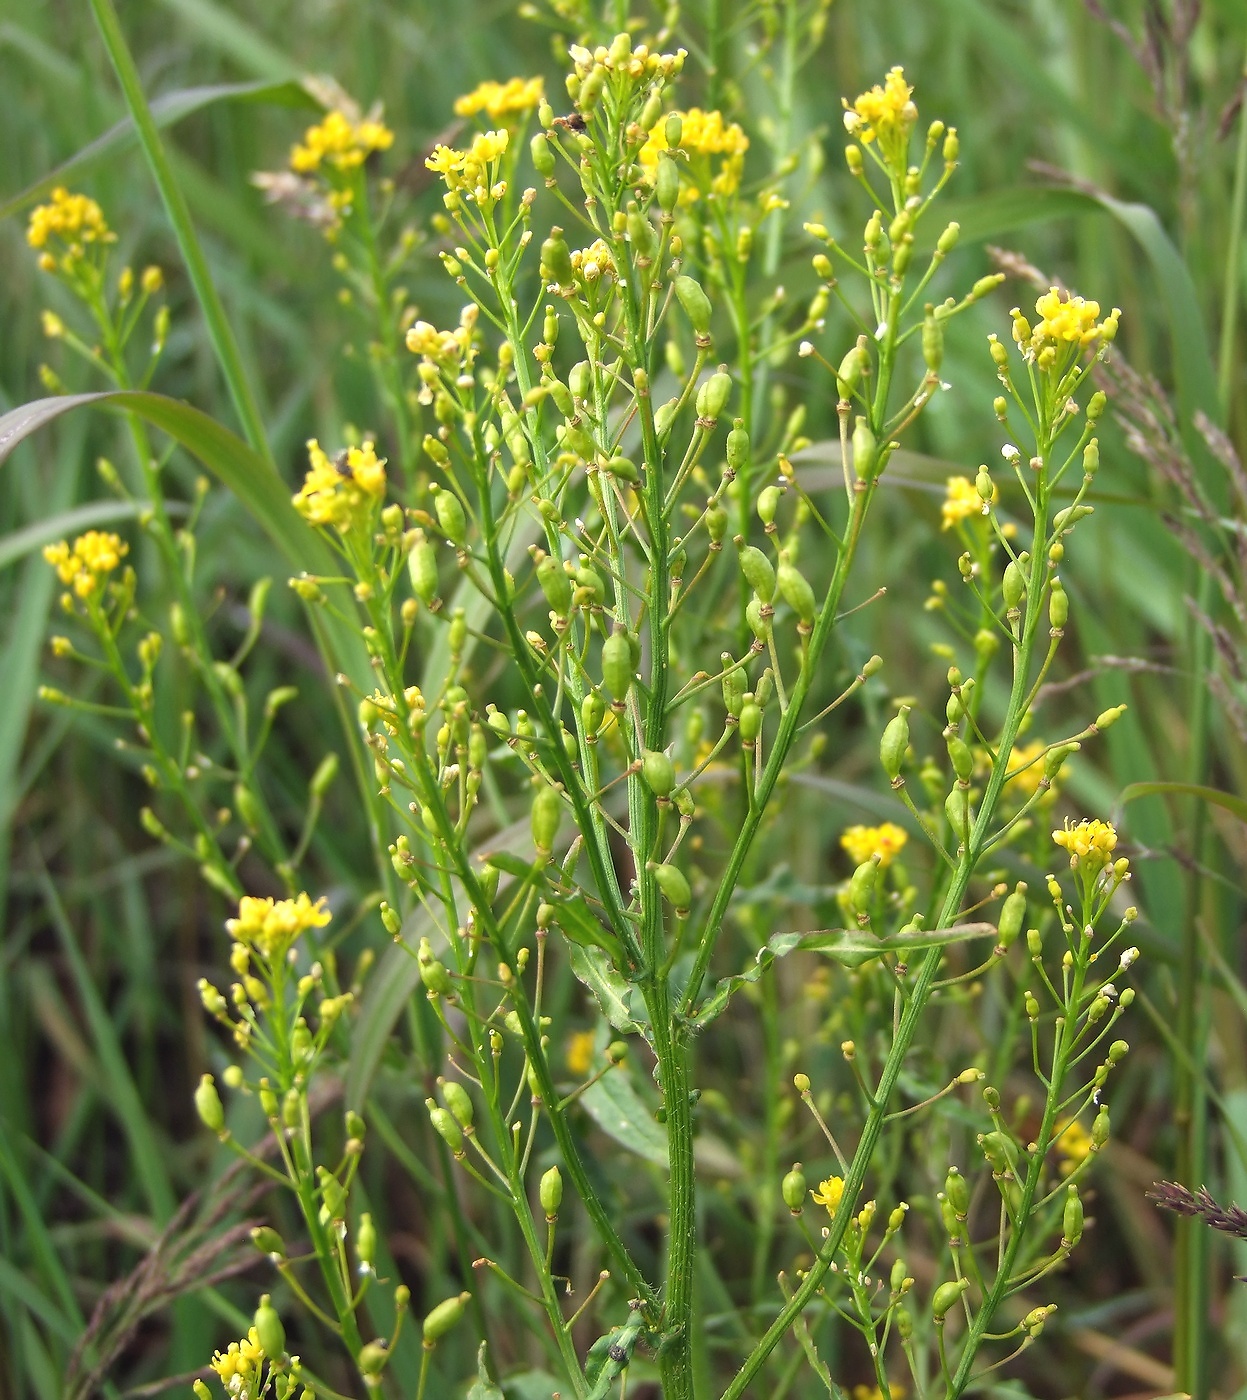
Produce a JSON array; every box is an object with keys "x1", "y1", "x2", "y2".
[
  {"x1": 570, "y1": 238, "x2": 616, "y2": 281},
  {"x1": 840, "y1": 821, "x2": 908, "y2": 869},
  {"x1": 43, "y1": 531, "x2": 128, "y2": 599},
  {"x1": 843, "y1": 66, "x2": 917, "y2": 158},
  {"x1": 640, "y1": 108, "x2": 749, "y2": 199},
  {"x1": 811, "y1": 1174, "x2": 844, "y2": 1215},
  {"x1": 208, "y1": 1327, "x2": 265, "y2": 1393},
  {"x1": 290, "y1": 109, "x2": 394, "y2": 174},
  {"x1": 292, "y1": 440, "x2": 387, "y2": 529},
  {"x1": 1054, "y1": 1116, "x2": 1093, "y2": 1175},
  {"x1": 1012, "y1": 288, "x2": 1120, "y2": 360},
  {"x1": 426, "y1": 129, "x2": 510, "y2": 203},
  {"x1": 27, "y1": 187, "x2": 112, "y2": 253},
  {"x1": 941, "y1": 475, "x2": 984, "y2": 530},
  {"x1": 454, "y1": 76, "x2": 544, "y2": 122},
  {"x1": 226, "y1": 892, "x2": 331, "y2": 961},
  {"x1": 565, "y1": 1029, "x2": 595, "y2": 1076},
  {"x1": 1052, "y1": 817, "x2": 1118, "y2": 872},
  {"x1": 405, "y1": 305, "x2": 478, "y2": 365},
  {"x1": 568, "y1": 37, "x2": 686, "y2": 84}
]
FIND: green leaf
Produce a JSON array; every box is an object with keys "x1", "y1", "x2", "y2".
[
  {"x1": 0, "y1": 79, "x2": 318, "y2": 225},
  {"x1": 554, "y1": 892, "x2": 624, "y2": 964},
  {"x1": 580, "y1": 1069, "x2": 668, "y2": 1168},
  {"x1": 467, "y1": 1343, "x2": 505, "y2": 1400},
  {"x1": 691, "y1": 924, "x2": 994, "y2": 1029},
  {"x1": 0, "y1": 500, "x2": 179, "y2": 573},
  {"x1": 566, "y1": 943, "x2": 641, "y2": 1035},
  {"x1": 1120, "y1": 780, "x2": 1247, "y2": 826}
]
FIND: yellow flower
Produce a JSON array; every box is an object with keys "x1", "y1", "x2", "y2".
[
  {"x1": 1052, "y1": 817, "x2": 1118, "y2": 874},
  {"x1": 1005, "y1": 740, "x2": 1047, "y2": 799},
  {"x1": 811, "y1": 1175, "x2": 845, "y2": 1215},
  {"x1": 426, "y1": 129, "x2": 510, "y2": 202},
  {"x1": 225, "y1": 892, "x2": 331, "y2": 961},
  {"x1": 941, "y1": 475, "x2": 985, "y2": 530},
  {"x1": 209, "y1": 1326, "x2": 265, "y2": 1391},
  {"x1": 291, "y1": 109, "x2": 394, "y2": 174},
  {"x1": 42, "y1": 531, "x2": 128, "y2": 599},
  {"x1": 27, "y1": 187, "x2": 113, "y2": 251},
  {"x1": 454, "y1": 76, "x2": 544, "y2": 123},
  {"x1": 840, "y1": 822, "x2": 908, "y2": 869},
  {"x1": 565, "y1": 1030, "x2": 595, "y2": 1076},
  {"x1": 1012, "y1": 288, "x2": 1120, "y2": 361},
  {"x1": 1053, "y1": 1116, "x2": 1093, "y2": 1175},
  {"x1": 844, "y1": 66, "x2": 917, "y2": 161},
  {"x1": 570, "y1": 238, "x2": 616, "y2": 281},
  {"x1": 292, "y1": 439, "x2": 387, "y2": 529},
  {"x1": 639, "y1": 108, "x2": 749, "y2": 201}
]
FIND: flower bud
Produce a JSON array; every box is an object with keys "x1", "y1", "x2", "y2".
[
  {"x1": 880, "y1": 707, "x2": 910, "y2": 781},
  {"x1": 253, "y1": 1295, "x2": 285, "y2": 1360},
  {"x1": 675, "y1": 275, "x2": 713, "y2": 335},
  {"x1": 540, "y1": 1165, "x2": 564, "y2": 1217},
  {"x1": 423, "y1": 1292, "x2": 471, "y2": 1344}
]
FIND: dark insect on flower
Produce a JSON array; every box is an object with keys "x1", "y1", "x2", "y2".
[
  {"x1": 552, "y1": 113, "x2": 588, "y2": 132},
  {"x1": 332, "y1": 450, "x2": 354, "y2": 479}
]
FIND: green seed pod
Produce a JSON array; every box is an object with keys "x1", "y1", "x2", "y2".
[
  {"x1": 675, "y1": 275, "x2": 713, "y2": 335},
  {"x1": 880, "y1": 707, "x2": 910, "y2": 781},
  {"x1": 835, "y1": 344, "x2": 866, "y2": 399},
  {"x1": 1002, "y1": 559, "x2": 1026, "y2": 610},
  {"x1": 849, "y1": 858, "x2": 877, "y2": 914},
  {"x1": 569, "y1": 360, "x2": 592, "y2": 401},
  {"x1": 574, "y1": 561, "x2": 606, "y2": 605},
  {"x1": 440, "y1": 1078, "x2": 474, "y2": 1128},
  {"x1": 253, "y1": 1295, "x2": 286, "y2": 1360},
  {"x1": 697, "y1": 371, "x2": 732, "y2": 421},
  {"x1": 922, "y1": 309, "x2": 944, "y2": 372},
  {"x1": 540, "y1": 227, "x2": 575, "y2": 286},
  {"x1": 582, "y1": 689, "x2": 606, "y2": 738},
  {"x1": 656, "y1": 154, "x2": 680, "y2": 213},
  {"x1": 944, "y1": 785, "x2": 969, "y2": 834},
  {"x1": 1062, "y1": 1184, "x2": 1083, "y2": 1247},
  {"x1": 432, "y1": 486, "x2": 467, "y2": 547},
  {"x1": 654, "y1": 397, "x2": 680, "y2": 436},
  {"x1": 737, "y1": 543, "x2": 776, "y2": 602},
  {"x1": 531, "y1": 132, "x2": 556, "y2": 177},
  {"x1": 428, "y1": 1100, "x2": 464, "y2": 1153},
  {"x1": 939, "y1": 1192, "x2": 961, "y2": 1240},
  {"x1": 666, "y1": 112, "x2": 683, "y2": 147},
  {"x1": 745, "y1": 597, "x2": 769, "y2": 642},
  {"x1": 606, "y1": 455, "x2": 640, "y2": 483},
  {"x1": 1049, "y1": 576, "x2": 1068, "y2": 629},
  {"x1": 947, "y1": 734, "x2": 974, "y2": 782},
  {"x1": 890, "y1": 1258, "x2": 908, "y2": 1291},
  {"x1": 997, "y1": 885, "x2": 1027, "y2": 948},
  {"x1": 535, "y1": 550, "x2": 573, "y2": 616},
  {"x1": 601, "y1": 628, "x2": 634, "y2": 701},
  {"x1": 781, "y1": 1163, "x2": 806, "y2": 1212},
  {"x1": 944, "y1": 1167, "x2": 969, "y2": 1217},
  {"x1": 706, "y1": 503, "x2": 729, "y2": 543},
  {"x1": 722, "y1": 658, "x2": 745, "y2": 717},
  {"x1": 418, "y1": 938, "x2": 451, "y2": 995},
  {"x1": 578, "y1": 65, "x2": 606, "y2": 112},
  {"x1": 357, "y1": 1212, "x2": 377, "y2": 1268},
  {"x1": 777, "y1": 557, "x2": 816, "y2": 625},
  {"x1": 359, "y1": 1341, "x2": 389, "y2": 1377},
  {"x1": 932, "y1": 1279, "x2": 969, "y2": 1320},
  {"x1": 540, "y1": 1165, "x2": 564, "y2": 1217},
  {"x1": 651, "y1": 862, "x2": 692, "y2": 912},
  {"x1": 251, "y1": 1225, "x2": 286, "y2": 1257},
  {"x1": 548, "y1": 377, "x2": 574, "y2": 416},
  {"x1": 195, "y1": 1074, "x2": 225, "y2": 1133},
  {"x1": 739, "y1": 699, "x2": 763, "y2": 744},
  {"x1": 638, "y1": 87, "x2": 663, "y2": 134},
  {"x1": 408, "y1": 530, "x2": 440, "y2": 604},
  {"x1": 423, "y1": 1292, "x2": 470, "y2": 1344},
  {"x1": 531, "y1": 784, "x2": 562, "y2": 854},
  {"x1": 980, "y1": 1130, "x2": 1019, "y2": 1175},
  {"x1": 1087, "y1": 389, "x2": 1107, "y2": 422},
  {"x1": 852, "y1": 416, "x2": 878, "y2": 481},
  {"x1": 1083, "y1": 439, "x2": 1100, "y2": 475},
  {"x1": 757, "y1": 485, "x2": 781, "y2": 527},
  {"x1": 642, "y1": 750, "x2": 676, "y2": 797},
  {"x1": 726, "y1": 422, "x2": 750, "y2": 473},
  {"x1": 1091, "y1": 1105, "x2": 1110, "y2": 1148}
]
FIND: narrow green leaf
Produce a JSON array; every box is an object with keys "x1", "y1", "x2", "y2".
[
  {"x1": 0, "y1": 500, "x2": 175, "y2": 573},
  {"x1": 0, "y1": 80, "x2": 318, "y2": 225},
  {"x1": 1119, "y1": 780, "x2": 1247, "y2": 826},
  {"x1": 580, "y1": 1071, "x2": 668, "y2": 1168}
]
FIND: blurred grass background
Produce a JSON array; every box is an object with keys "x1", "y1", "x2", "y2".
[{"x1": 3, "y1": 0, "x2": 1247, "y2": 1396}]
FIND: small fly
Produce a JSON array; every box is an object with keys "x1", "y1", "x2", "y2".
[
  {"x1": 332, "y1": 449, "x2": 354, "y2": 479},
  {"x1": 552, "y1": 113, "x2": 587, "y2": 132}
]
